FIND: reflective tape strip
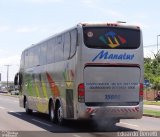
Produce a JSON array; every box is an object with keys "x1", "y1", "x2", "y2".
[
  {"x1": 128, "y1": 109, "x2": 132, "y2": 112},
  {"x1": 125, "y1": 109, "x2": 129, "y2": 112},
  {"x1": 86, "y1": 107, "x2": 139, "y2": 114},
  {"x1": 86, "y1": 108, "x2": 91, "y2": 113},
  {"x1": 132, "y1": 108, "x2": 136, "y2": 112},
  {"x1": 135, "y1": 107, "x2": 139, "y2": 112},
  {"x1": 86, "y1": 108, "x2": 95, "y2": 114}
]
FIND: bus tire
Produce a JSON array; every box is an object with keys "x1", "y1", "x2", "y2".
[
  {"x1": 24, "y1": 99, "x2": 32, "y2": 114},
  {"x1": 49, "y1": 101, "x2": 56, "y2": 123},
  {"x1": 56, "y1": 104, "x2": 65, "y2": 125}
]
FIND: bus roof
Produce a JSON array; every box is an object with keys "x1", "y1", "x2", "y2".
[
  {"x1": 78, "y1": 22, "x2": 140, "y2": 30},
  {"x1": 23, "y1": 22, "x2": 140, "y2": 52}
]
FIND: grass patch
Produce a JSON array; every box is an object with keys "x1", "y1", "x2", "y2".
[
  {"x1": 143, "y1": 101, "x2": 160, "y2": 106},
  {"x1": 143, "y1": 109, "x2": 160, "y2": 117}
]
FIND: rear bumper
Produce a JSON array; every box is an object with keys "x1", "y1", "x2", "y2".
[{"x1": 77, "y1": 102, "x2": 143, "y2": 119}]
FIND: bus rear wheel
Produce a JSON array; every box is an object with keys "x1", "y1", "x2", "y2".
[
  {"x1": 56, "y1": 104, "x2": 65, "y2": 125},
  {"x1": 49, "y1": 101, "x2": 56, "y2": 123}
]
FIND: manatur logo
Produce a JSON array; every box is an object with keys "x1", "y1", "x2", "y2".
[{"x1": 92, "y1": 50, "x2": 134, "y2": 62}]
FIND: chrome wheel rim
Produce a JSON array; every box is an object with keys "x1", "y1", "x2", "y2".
[
  {"x1": 58, "y1": 106, "x2": 63, "y2": 123},
  {"x1": 50, "y1": 106, "x2": 54, "y2": 120}
]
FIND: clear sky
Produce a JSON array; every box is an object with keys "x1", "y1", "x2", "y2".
[{"x1": 0, "y1": 0, "x2": 160, "y2": 81}]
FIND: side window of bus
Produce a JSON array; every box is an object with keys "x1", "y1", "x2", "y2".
[
  {"x1": 64, "y1": 32, "x2": 70, "y2": 60},
  {"x1": 47, "y1": 38, "x2": 55, "y2": 64},
  {"x1": 34, "y1": 46, "x2": 40, "y2": 66},
  {"x1": 70, "y1": 29, "x2": 77, "y2": 58},
  {"x1": 20, "y1": 52, "x2": 25, "y2": 68},
  {"x1": 54, "y1": 35, "x2": 64, "y2": 62},
  {"x1": 24, "y1": 50, "x2": 29, "y2": 68},
  {"x1": 29, "y1": 47, "x2": 40, "y2": 67},
  {"x1": 40, "y1": 43, "x2": 47, "y2": 65},
  {"x1": 28, "y1": 48, "x2": 34, "y2": 67}
]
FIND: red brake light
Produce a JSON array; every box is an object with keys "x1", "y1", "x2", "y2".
[
  {"x1": 78, "y1": 83, "x2": 85, "y2": 102},
  {"x1": 139, "y1": 83, "x2": 143, "y2": 96},
  {"x1": 139, "y1": 83, "x2": 143, "y2": 101}
]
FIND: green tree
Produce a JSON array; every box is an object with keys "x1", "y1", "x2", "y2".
[{"x1": 144, "y1": 52, "x2": 160, "y2": 91}]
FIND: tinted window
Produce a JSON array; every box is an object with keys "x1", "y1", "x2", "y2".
[
  {"x1": 24, "y1": 50, "x2": 29, "y2": 68},
  {"x1": 28, "y1": 47, "x2": 40, "y2": 67},
  {"x1": 64, "y1": 32, "x2": 70, "y2": 60},
  {"x1": 40, "y1": 43, "x2": 47, "y2": 65},
  {"x1": 54, "y1": 35, "x2": 64, "y2": 62},
  {"x1": 83, "y1": 27, "x2": 140, "y2": 49},
  {"x1": 70, "y1": 29, "x2": 77, "y2": 57},
  {"x1": 28, "y1": 48, "x2": 34, "y2": 67},
  {"x1": 47, "y1": 38, "x2": 55, "y2": 64},
  {"x1": 20, "y1": 52, "x2": 25, "y2": 68}
]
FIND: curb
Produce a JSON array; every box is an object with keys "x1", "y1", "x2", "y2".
[
  {"x1": 0, "y1": 93, "x2": 19, "y2": 98},
  {"x1": 143, "y1": 114, "x2": 160, "y2": 118}
]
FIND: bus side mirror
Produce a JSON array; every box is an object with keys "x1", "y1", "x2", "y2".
[{"x1": 14, "y1": 73, "x2": 19, "y2": 86}]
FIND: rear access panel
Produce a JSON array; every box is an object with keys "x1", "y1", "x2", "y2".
[{"x1": 84, "y1": 66, "x2": 140, "y2": 103}]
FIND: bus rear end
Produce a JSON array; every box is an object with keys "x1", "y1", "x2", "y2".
[{"x1": 77, "y1": 23, "x2": 143, "y2": 121}]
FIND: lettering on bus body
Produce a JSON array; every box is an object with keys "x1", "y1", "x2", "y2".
[
  {"x1": 92, "y1": 50, "x2": 135, "y2": 62},
  {"x1": 86, "y1": 82, "x2": 138, "y2": 90},
  {"x1": 105, "y1": 94, "x2": 121, "y2": 100}
]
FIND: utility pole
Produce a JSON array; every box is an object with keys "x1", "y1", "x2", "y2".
[{"x1": 4, "y1": 65, "x2": 11, "y2": 90}]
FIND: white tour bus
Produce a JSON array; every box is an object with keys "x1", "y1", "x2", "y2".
[{"x1": 15, "y1": 22, "x2": 144, "y2": 125}]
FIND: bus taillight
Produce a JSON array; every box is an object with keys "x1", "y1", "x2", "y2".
[
  {"x1": 139, "y1": 83, "x2": 143, "y2": 100},
  {"x1": 78, "y1": 83, "x2": 85, "y2": 103}
]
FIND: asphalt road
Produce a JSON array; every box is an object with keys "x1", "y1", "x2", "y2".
[{"x1": 0, "y1": 94, "x2": 160, "y2": 137}]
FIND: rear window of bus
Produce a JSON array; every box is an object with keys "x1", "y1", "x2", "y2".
[{"x1": 83, "y1": 27, "x2": 140, "y2": 49}]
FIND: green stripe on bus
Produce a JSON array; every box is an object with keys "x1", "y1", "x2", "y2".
[
  {"x1": 35, "y1": 83, "x2": 40, "y2": 97},
  {"x1": 27, "y1": 81, "x2": 34, "y2": 96},
  {"x1": 42, "y1": 81, "x2": 48, "y2": 98}
]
